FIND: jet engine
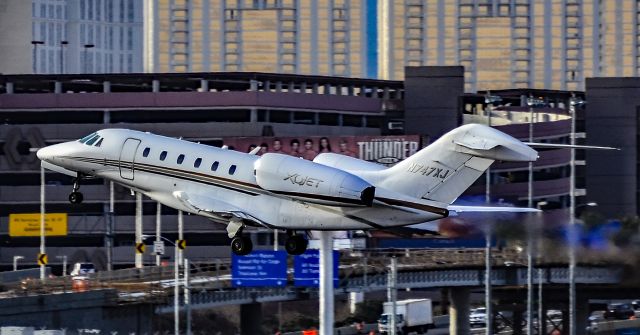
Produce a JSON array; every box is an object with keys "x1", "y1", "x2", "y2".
[{"x1": 254, "y1": 153, "x2": 375, "y2": 206}]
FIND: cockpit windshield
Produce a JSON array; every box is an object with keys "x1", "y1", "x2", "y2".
[
  {"x1": 78, "y1": 133, "x2": 97, "y2": 143},
  {"x1": 78, "y1": 132, "x2": 104, "y2": 146}
]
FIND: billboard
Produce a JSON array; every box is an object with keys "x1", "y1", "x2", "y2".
[
  {"x1": 231, "y1": 250, "x2": 288, "y2": 287},
  {"x1": 9, "y1": 213, "x2": 67, "y2": 237},
  {"x1": 220, "y1": 135, "x2": 421, "y2": 166}
]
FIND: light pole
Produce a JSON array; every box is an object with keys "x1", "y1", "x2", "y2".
[
  {"x1": 536, "y1": 201, "x2": 548, "y2": 334},
  {"x1": 484, "y1": 92, "x2": 502, "y2": 204},
  {"x1": 56, "y1": 255, "x2": 68, "y2": 276},
  {"x1": 31, "y1": 40, "x2": 44, "y2": 74},
  {"x1": 59, "y1": 41, "x2": 68, "y2": 74},
  {"x1": 40, "y1": 165, "x2": 46, "y2": 280},
  {"x1": 526, "y1": 95, "x2": 545, "y2": 335},
  {"x1": 568, "y1": 94, "x2": 586, "y2": 335},
  {"x1": 142, "y1": 234, "x2": 187, "y2": 335},
  {"x1": 83, "y1": 44, "x2": 95, "y2": 73},
  {"x1": 483, "y1": 92, "x2": 501, "y2": 335},
  {"x1": 13, "y1": 256, "x2": 24, "y2": 271}
]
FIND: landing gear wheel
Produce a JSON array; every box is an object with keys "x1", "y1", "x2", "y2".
[
  {"x1": 285, "y1": 234, "x2": 308, "y2": 255},
  {"x1": 69, "y1": 191, "x2": 84, "y2": 204},
  {"x1": 231, "y1": 236, "x2": 253, "y2": 256}
]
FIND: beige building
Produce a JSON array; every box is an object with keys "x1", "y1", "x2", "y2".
[
  {"x1": 379, "y1": 0, "x2": 640, "y2": 92},
  {"x1": 145, "y1": 0, "x2": 640, "y2": 91},
  {"x1": 144, "y1": 0, "x2": 372, "y2": 77}
]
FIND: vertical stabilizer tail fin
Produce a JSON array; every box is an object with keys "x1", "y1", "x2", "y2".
[{"x1": 378, "y1": 124, "x2": 537, "y2": 204}]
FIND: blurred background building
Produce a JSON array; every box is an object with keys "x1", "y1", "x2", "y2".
[
  {"x1": 143, "y1": 0, "x2": 640, "y2": 92},
  {"x1": 0, "y1": 0, "x2": 143, "y2": 75}
]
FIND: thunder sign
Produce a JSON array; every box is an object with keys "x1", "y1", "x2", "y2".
[{"x1": 219, "y1": 135, "x2": 421, "y2": 166}]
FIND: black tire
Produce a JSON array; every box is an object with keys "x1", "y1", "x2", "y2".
[
  {"x1": 69, "y1": 191, "x2": 84, "y2": 204},
  {"x1": 285, "y1": 234, "x2": 308, "y2": 255},
  {"x1": 231, "y1": 236, "x2": 253, "y2": 255}
]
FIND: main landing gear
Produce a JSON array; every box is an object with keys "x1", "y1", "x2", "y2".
[
  {"x1": 68, "y1": 176, "x2": 83, "y2": 204},
  {"x1": 227, "y1": 221, "x2": 309, "y2": 256},
  {"x1": 284, "y1": 231, "x2": 308, "y2": 255}
]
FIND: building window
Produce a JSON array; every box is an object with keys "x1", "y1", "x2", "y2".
[
  {"x1": 211, "y1": 161, "x2": 219, "y2": 171},
  {"x1": 160, "y1": 151, "x2": 167, "y2": 161},
  {"x1": 194, "y1": 158, "x2": 202, "y2": 168},
  {"x1": 143, "y1": 147, "x2": 150, "y2": 157},
  {"x1": 229, "y1": 165, "x2": 237, "y2": 175},
  {"x1": 177, "y1": 154, "x2": 185, "y2": 164}
]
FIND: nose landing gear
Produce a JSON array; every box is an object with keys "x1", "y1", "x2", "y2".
[
  {"x1": 228, "y1": 218, "x2": 253, "y2": 256},
  {"x1": 68, "y1": 177, "x2": 84, "y2": 204}
]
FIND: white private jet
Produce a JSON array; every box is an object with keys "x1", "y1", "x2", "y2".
[{"x1": 37, "y1": 123, "x2": 544, "y2": 256}]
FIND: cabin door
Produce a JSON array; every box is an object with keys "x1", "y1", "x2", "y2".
[{"x1": 119, "y1": 138, "x2": 141, "y2": 180}]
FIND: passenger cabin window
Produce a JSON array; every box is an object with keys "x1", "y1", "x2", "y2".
[
  {"x1": 229, "y1": 165, "x2": 237, "y2": 175},
  {"x1": 160, "y1": 151, "x2": 167, "y2": 161},
  {"x1": 211, "y1": 161, "x2": 219, "y2": 171},
  {"x1": 94, "y1": 138, "x2": 104, "y2": 147},
  {"x1": 85, "y1": 135, "x2": 100, "y2": 145},
  {"x1": 177, "y1": 154, "x2": 185, "y2": 164},
  {"x1": 142, "y1": 147, "x2": 150, "y2": 157},
  {"x1": 194, "y1": 158, "x2": 202, "y2": 168}
]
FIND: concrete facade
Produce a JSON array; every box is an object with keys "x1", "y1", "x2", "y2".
[
  {"x1": 0, "y1": 0, "x2": 143, "y2": 75},
  {"x1": 0, "y1": 0, "x2": 32, "y2": 74},
  {"x1": 403, "y1": 66, "x2": 464, "y2": 139}
]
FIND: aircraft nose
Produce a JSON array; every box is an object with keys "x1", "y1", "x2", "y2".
[{"x1": 36, "y1": 146, "x2": 54, "y2": 161}]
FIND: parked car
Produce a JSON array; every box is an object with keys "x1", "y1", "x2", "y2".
[
  {"x1": 70, "y1": 262, "x2": 96, "y2": 277},
  {"x1": 470, "y1": 307, "x2": 487, "y2": 328},
  {"x1": 604, "y1": 303, "x2": 635, "y2": 320}
]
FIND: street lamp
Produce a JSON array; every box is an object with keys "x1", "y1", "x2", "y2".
[
  {"x1": 141, "y1": 234, "x2": 188, "y2": 335},
  {"x1": 60, "y1": 41, "x2": 68, "y2": 74},
  {"x1": 56, "y1": 255, "x2": 68, "y2": 276},
  {"x1": 525, "y1": 95, "x2": 545, "y2": 335},
  {"x1": 83, "y1": 44, "x2": 95, "y2": 73},
  {"x1": 31, "y1": 40, "x2": 44, "y2": 74},
  {"x1": 536, "y1": 201, "x2": 548, "y2": 334},
  {"x1": 568, "y1": 94, "x2": 586, "y2": 335},
  {"x1": 13, "y1": 256, "x2": 24, "y2": 271}
]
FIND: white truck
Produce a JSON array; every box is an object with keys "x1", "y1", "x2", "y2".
[{"x1": 378, "y1": 298, "x2": 434, "y2": 334}]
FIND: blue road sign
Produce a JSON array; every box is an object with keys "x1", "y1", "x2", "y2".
[
  {"x1": 232, "y1": 250, "x2": 287, "y2": 287},
  {"x1": 294, "y1": 250, "x2": 339, "y2": 287}
]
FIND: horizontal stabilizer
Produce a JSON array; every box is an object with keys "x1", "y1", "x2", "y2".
[
  {"x1": 524, "y1": 142, "x2": 619, "y2": 150},
  {"x1": 447, "y1": 205, "x2": 540, "y2": 215}
]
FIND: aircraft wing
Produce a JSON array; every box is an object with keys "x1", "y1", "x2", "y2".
[
  {"x1": 447, "y1": 205, "x2": 540, "y2": 215},
  {"x1": 172, "y1": 191, "x2": 266, "y2": 226}
]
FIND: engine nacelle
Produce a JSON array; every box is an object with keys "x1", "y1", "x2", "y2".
[
  {"x1": 254, "y1": 153, "x2": 375, "y2": 206},
  {"x1": 313, "y1": 153, "x2": 387, "y2": 172}
]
